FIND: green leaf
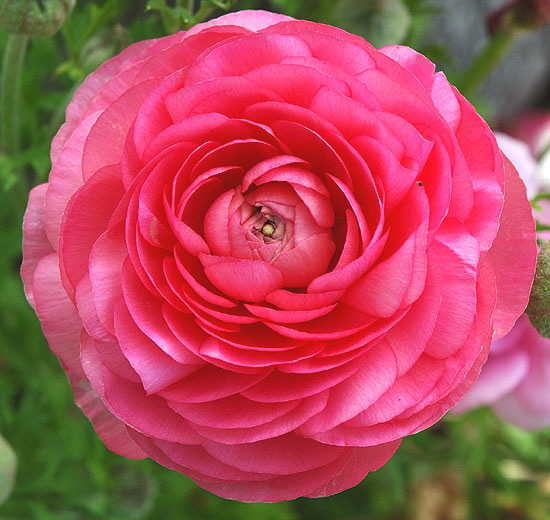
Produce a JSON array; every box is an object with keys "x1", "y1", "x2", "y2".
[
  {"x1": 330, "y1": 0, "x2": 411, "y2": 47},
  {"x1": 0, "y1": 433, "x2": 17, "y2": 506}
]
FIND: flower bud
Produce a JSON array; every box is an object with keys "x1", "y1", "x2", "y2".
[
  {"x1": 527, "y1": 240, "x2": 550, "y2": 338},
  {"x1": 0, "y1": 0, "x2": 76, "y2": 38},
  {"x1": 487, "y1": 0, "x2": 550, "y2": 36}
]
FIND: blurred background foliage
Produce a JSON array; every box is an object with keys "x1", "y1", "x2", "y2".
[{"x1": 0, "y1": 1, "x2": 549, "y2": 518}]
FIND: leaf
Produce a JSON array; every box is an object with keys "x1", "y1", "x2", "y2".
[
  {"x1": 330, "y1": 0, "x2": 411, "y2": 48},
  {"x1": 0, "y1": 433, "x2": 17, "y2": 506}
]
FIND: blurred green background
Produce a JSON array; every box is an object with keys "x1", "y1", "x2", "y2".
[{"x1": 0, "y1": 1, "x2": 549, "y2": 518}]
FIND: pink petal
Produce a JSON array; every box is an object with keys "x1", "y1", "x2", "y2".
[
  {"x1": 81, "y1": 79, "x2": 160, "y2": 180},
  {"x1": 241, "y1": 359, "x2": 361, "y2": 402},
  {"x1": 185, "y1": 9, "x2": 292, "y2": 36},
  {"x1": 21, "y1": 184, "x2": 53, "y2": 308},
  {"x1": 98, "y1": 364, "x2": 204, "y2": 444},
  {"x1": 88, "y1": 223, "x2": 128, "y2": 335},
  {"x1": 343, "y1": 187, "x2": 429, "y2": 317},
  {"x1": 158, "y1": 364, "x2": 270, "y2": 403},
  {"x1": 189, "y1": 391, "x2": 329, "y2": 444},
  {"x1": 203, "y1": 433, "x2": 345, "y2": 475},
  {"x1": 59, "y1": 164, "x2": 125, "y2": 295},
  {"x1": 274, "y1": 233, "x2": 336, "y2": 288},
  {"x1": 453, "y1": 347, "x2": 530, "y2": 412},
  {"x1": 494, "y1": 392, "x2": 550, "y2": 430},
  {"x1": 114, "y1": 300, "x2": 200, "y2": 395},
  {"x1": 51, "y1": 37, "x2": 158, "y2": 161},
  {"x1": 244, "y1": 62, "x2": 350, "y2": 107},
  {"x1": 486, "y1": 156, "x2": 537, "y2": 339},
  {"x1": 121, "y1": 259, "x2": 203, "y2": 365},
  {"x1": 32, "y1": 253, "x2": 84, "y2": 378},
  {"x1": 265, "y1": 288, "x2": 345, "y2": 311},
  {"x1": 71, "y1": 377, "x2": 147, "y2": 459},
  {"x1": 200, "y1": 255, "x2": 284, "y2": 302},
  {"x1": 305, "y1": 441, "x2": 401, "y2": 498},
  {"x1": 298, "y1": 343, "x2": 397, "y2": 435},
  {"x1": 184, "y1": 32, "x2": 312, "y2": 84},
  {"x1": 45, "y1": 112, "x2": 100, "y2": 247},
  {"x1": 245, "y1": 301, "x2": 337, "y2": 324},
  {"x1": 168, "y1": 394, "x2": 300, "y2": 429}
]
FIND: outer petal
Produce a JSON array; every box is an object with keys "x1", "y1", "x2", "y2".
[
  {"x1": 486, "y1": 156, "x2": 537, "y2": 339},
  {"x1": 21, "y1": 184, "x2": 53, "y2": 307},
  {"x1": 71, "y1": 377, "x2": 147, "y2": 459},
  {"x1": 185, "y1": 10, "x2": 292, "y2": 36}
]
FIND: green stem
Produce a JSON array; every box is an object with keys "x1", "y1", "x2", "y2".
[
  {"x1": 1, "y1": 33, "x2": 29, "y2": 155},
  {"x1": 457, "y1": 29, "x2": 516, "y2": 100}
]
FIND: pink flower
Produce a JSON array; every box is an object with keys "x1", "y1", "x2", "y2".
[
  {"x1": 506, "y1": 111, "x2": 550, "y2": 159},
  {"x1": 21, "y1": 10, "x2": 537, "y2": 501},
  {"x1": 453, "y1": 315, "x2": 550, "y2": 430}
]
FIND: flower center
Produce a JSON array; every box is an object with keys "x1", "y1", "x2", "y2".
[
  {"x1": 250, "y1": 206, "x2": 285, "y2": 244},
  {"x1": 261, "y1": 221, "x2": 276, "y2": 237}
]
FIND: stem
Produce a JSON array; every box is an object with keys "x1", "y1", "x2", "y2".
[
  {"x1": 457, "y1": 29, "x2": 516, "y2": 100},
  {"x1": 1, "y1": 33, "x2": 29, "y2": 155}
]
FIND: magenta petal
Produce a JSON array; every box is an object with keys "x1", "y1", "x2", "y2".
[
  {"x1": 158, "y1": 364, "x2": 269, "y2": 403},
  {"x1": 195, "y1": 439, "x2": 398, "y2": 502},
  {"x1": 265, "y1": 288, "x2": 345, "y2": 311},
  {"x1": 81, "y1": 79, "x2": 160, "y2": 179},
  {"x1": 241, "y1": 360, "x2": 361, "y2": 402},
  {"x1": 274, "y1": 233, "x2": 336, "y2": 288},
  {"x1": 201, "y1": 254, "x2": 284, "y2": 302},
  {"x1": 21, "y1": 184, "x2": 53, "y2": 308},
  {"x1": 453, "y1": 348, "x2": 529, "y2": 413},
  {"x1": 486, "y1": 156, "x2": 537, "y2": 339},
  {"x1": 186, "y1": 9, "x2": 292, "y2": 35},
  {"x1": 45, "y1": 112, "x2": 99, "y2": 247},
  {"x1": 114, "y1": 300, "x2": 200, "y2": 394},
  {"x1": 60, "y1": 165, "x2": 125, "y2": 294},
  {"x1": 72, "y1": 378, "x2": 147, "y2": 459},
  {"x1": 184, "y1": 32, "x2": 312, "y2": 84},
  {"x1": 169, "y1": 394, "x2": 300, "y2": 429},
  {"x1": 305, "y1": 440, "x2": 401, "y2": 498},
  {"x1": 245, "y1": 301, "x2": 337, "y2": 324},
  {"x1": 98, "y1": 365, "x2": 204, "y2": 444},
  {"x1": 298, "y1": 343, "x2": 397, "y2": 435},
  {"x1": 189, "y1": 391, "x2": 329, "y2": 444},
  {"x1": 203, "y1": 433, "x2": 344, "y2": 475},
  {"x1": 343, "y1": 228, "x2": 426, "y2": 317},
  {"x1": 494, "y1": 392, "x2": 550, "y2": 431},
  {"x1": 32, "y1": 253, "x2": 84, "y2": 378},
  {"x1": 88, "y1": 223, "x2": 128, "y2": 335}
]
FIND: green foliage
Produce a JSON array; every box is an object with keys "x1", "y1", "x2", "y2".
[
  {"x1": 330, "y1": 0, "x2": 411, "y2": 48},
  {"x1": 147, "y1": 0, "x2": 238, "y2": 33},
  {"x1": 0, "y1": 1, "x2": 549, "y2": 518},
  {"x1": 0, "y1": 433, "x2": 16, "y2": 506}
]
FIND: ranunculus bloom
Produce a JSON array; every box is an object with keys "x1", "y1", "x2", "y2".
[{"x1": 21, "y1": 10, "x2": 537, "y2": 501}]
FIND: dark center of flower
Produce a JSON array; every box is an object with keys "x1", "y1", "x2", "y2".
[
  {"x1": 247, "y1": 205, "x2": 285, "y2": 244},
  {"x1": 252, "y1": 206, "x2": 285, "y2": 244},
  {"x1": 261, "y1": 221, "x2": 276, "y2": 237}
]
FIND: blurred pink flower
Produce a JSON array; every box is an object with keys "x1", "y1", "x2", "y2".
[{"x1": 454, "y1": 315, "x2": 550, "y2": 429}]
